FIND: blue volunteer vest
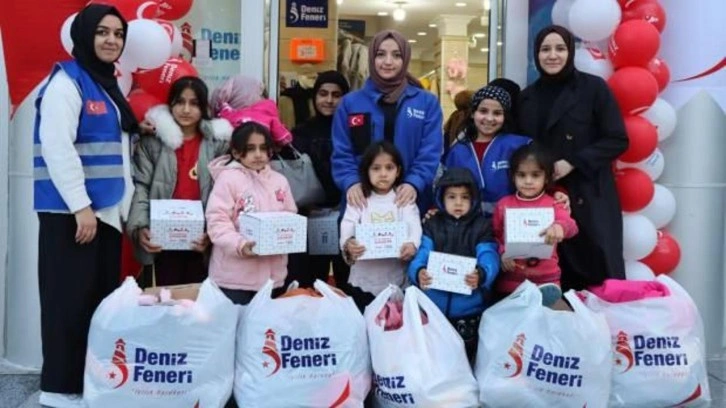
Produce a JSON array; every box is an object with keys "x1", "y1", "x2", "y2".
[{"x1": 33, "y1": 60, "x2": 125, "y2": 212}]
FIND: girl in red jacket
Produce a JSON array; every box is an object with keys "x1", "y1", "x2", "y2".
[{"x1": 492, "y1": 143, "x2": 578, "y2": 306}]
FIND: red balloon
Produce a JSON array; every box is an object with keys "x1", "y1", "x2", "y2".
[
  {"x1": 127, "y1": 89, "x2": 163, "y2": 122},
  {"x1": 620, "y1": 116, "x2": 658, "y2": 163},
  {"x1": 90, "y1": 0, "x2": 159, "y2": 21},
  {"x1": 156, "y1": 0, "x2": 194, "y2": 20},
  {"x1": 608, "y1": 67, "x2": 659, "y2": 115},
  {"x1": 640, "y1": 230, "x2": 681, "y2": 274},
  {"x1": 609, "y1": 20, "x2": 661, "y2": 68},
  {"x1": 134, "y1": 57, "x2": 198, "y2": 102},
  {"x1": 615, "y1": 168, "x2": 655, "y2": 212},
  {"x1": 622, "y1": 1, "x2": 666, "y2": 33},
  {"x1": 646, "y1": 58, "x2": 670, "y2": 92}
]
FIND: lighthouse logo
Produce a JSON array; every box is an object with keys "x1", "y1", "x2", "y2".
[
  {"x1": 503, "y1": 333, "x2": 526, "y2": 378},
  {"x1": 614, "y1": 330, "x2": 635, "y2": 373},
  {"x1": 108, "y1": 338, "x2": 130, "y2": 388},
  {"x1": 262, "y1": 329, "x2": 282, "y2": 376}
]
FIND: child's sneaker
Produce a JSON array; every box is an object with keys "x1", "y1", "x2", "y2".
[{"x1": 539, "y1": 283, "x2": 562, "y2": 307}]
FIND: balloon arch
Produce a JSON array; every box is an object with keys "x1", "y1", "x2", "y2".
[{"x1": 552, "y1": 0, "x2": 680, "y2": 280}]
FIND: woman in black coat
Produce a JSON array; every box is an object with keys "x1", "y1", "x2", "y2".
[{"x1": 518, "y1": 25, "x2": 628, "y2": 290}]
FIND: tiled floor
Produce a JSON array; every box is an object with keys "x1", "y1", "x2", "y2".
[{"x1": 3, "y1": 360, "x2": 726, "y2": 407}]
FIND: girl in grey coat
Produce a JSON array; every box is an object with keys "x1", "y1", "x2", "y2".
[{"x1": 127, "y1": 76, "x2": 233, "y2": 287}]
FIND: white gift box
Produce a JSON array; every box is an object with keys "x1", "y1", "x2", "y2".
[
  {"x1": 150, "y1": 199, "x2": 205, "y2": 250},
  {"x1": 503, "y1": 207, "x2": 555, "y2": 259},
  {"x1": 356, "y1": 222, "x2": 407, "y2": 260},
  {"x1": 238, "y1": 212, "x2": 307, "y2": 255},
  {"x1": 426, "y1": 251, "x2": 476, "y2": 295},
  {"x1": 307, "y1": 209, "x2": 339, "y2": 255}
]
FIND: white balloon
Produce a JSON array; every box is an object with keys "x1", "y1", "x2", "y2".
[
  {"x1": 574, "y1": 44, "x2": 613, "y2": 79},
  {"x1": 123, "y1": 20, "x2": 172, "y2": 70},
  {"x1": 622, "y1": 214, "x2": 658, "y2": 261},
  {"x1": 156, "y1": 20, "x2": 184, "y2": 58},
  {"x1": 641, "y1": 98, "x2": 677, "y2": 142},
  {"x1": 616, "y1": 148, "x2": 665, "y2": 181},
  {"x1": 569, "y1": 0, "x2": 622, "y2": 41},
  {"x1": 551, "y1": 0, "x2": 575, "y2": 28},
  {"x1": 638, "y1": 184, "x2": 677, "y2": 229},
  {"x1": 115, "y1": 63, "x2": 133, "y2": 96},
  {"x1": 625, "y1": 260, "x2": 656, "y2": 280},
  {"x1": 60, "y1": 13, "x2": 77, "y2": 56}
]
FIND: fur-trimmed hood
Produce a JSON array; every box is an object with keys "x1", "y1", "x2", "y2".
[{"x1": 146, "y1": 104, "x2": 233, "y2": 150}]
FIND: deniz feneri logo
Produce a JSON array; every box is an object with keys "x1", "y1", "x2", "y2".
[
  {"x1": 613, "y1": 330, "x2": 689, "y2": 373},
  {"x1": 502, "y1": 333, "x2": 584, "y2": 388},
  {"x1": 106, "y1": 338, "x2": 193, "y2": 388},
  {"x1": 261, "y1": 329, "x2": 337, "y2": 377},
  {"x1": 374, "y1": 374, "x2": 415, "y2": 405}
]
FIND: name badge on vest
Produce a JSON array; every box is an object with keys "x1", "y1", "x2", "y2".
[{"x1": 85, "y1": 100, "x2": 108, "y2": 115}]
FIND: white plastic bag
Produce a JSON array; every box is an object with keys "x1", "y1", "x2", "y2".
[
  {"x1": 84, "y1": 278, "x2": 238, "y2": 408},
  {"x1": 582, "y1": 275, "x2": 711, "y2": 407},
  {"x1": 474, "y1": 280, "x2": 612, "y2": 408},
  {"x1": 365, "y1": 285, "x2": 479, "y2": 408},
  {"x1": 235, "y1": 280, "x2": 371, "y2": 407}
]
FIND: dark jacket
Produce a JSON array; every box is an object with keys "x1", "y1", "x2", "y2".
[
  {"x1": 291, "y1": 115, "x2": 341, "y2": 208},
  {"x1": 518, "y1": 70, "x2": 628, "y2": 288},
  {"x1": 408, "y1": 168, "x2": 499, "y2": 318}
]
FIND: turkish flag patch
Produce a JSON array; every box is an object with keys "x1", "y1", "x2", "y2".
[
  {"x1": 348, "y1": 114, "x2": 365, "y2": 127},
  {"x1": 85, "y1": 100, "x2": 108, "y2": 115}
]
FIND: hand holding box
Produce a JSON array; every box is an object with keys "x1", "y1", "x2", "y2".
[
  {"x1": 426, "y1": 251, "x2": 476, "y2": 295},
  {"x1": 150, "y1": 200, "x2": 205, "y2": 251},
  {"x1": 503, "y1": 207, "x2": 555, "y2": 259},
  {"x1": 239, "y1": 212, "x2": 307, "y2": 255},
  {"x1": 355, "y1": 222, "x2": 407, "y2": 260}
]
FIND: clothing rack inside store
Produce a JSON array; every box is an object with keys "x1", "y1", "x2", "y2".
[{"x1": 338, "y1": 29, "x2": 365, "y2": 45}]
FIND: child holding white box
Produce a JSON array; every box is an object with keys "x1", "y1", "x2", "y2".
[
  {"x1": 492, "y1": 143, "x2": 578, "y2": 306},
  {"x1": 340, "y1": 141, "x2": 422, "y2": 309},
  {"x1": 205, "y1": 122, "x2": 297, "y2": 305},
  {"x1": 408, "y1": 167, "x2": 500, "y2": 361}
]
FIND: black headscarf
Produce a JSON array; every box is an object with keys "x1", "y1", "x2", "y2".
[
  {"x1": 312, "y1": 70, "x2": 350, "y2": 117},
  {"x1": 70, "y1": 4, "x2": 137, "y2": 133},
  {"x1": 533, "y1": 25, "x2": 576, "y2": 82}
]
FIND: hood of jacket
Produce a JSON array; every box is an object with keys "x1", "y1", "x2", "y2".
[
  {"x1": 435, "y1": 167, "x2": 481, "y2": 221},
  {"x1": 207, "y1": 155, "x2": 274, "y2": 181},
  {"x1": 146, "y1": 104, "x2": 233, "y2": 150}
]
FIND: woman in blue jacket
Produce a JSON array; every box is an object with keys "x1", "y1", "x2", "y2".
[
  {"x1": 332, "y1": 30, "x2": 443, "y2": 212},
  {"x1": 32, "y1": 5, "x2": 136, "y2": 405},
  {"x1": 444, "y1": 85, "x2": 531, "y2": 216}
]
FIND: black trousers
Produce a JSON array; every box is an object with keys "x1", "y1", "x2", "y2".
[
  {"x1": 285, "y1": 252, "x2": 350, "y2": 288},
  {"x1": 38, "y1": 213, "x2": 121, "y2": 393},
  {"x1": 138, "y1": 251, "x2": 207, "y2": 289}
]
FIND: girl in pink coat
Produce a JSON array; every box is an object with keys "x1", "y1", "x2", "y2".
[
  {"x1": 211, "y1": 75, "x2": 292, "y2": 146},
  {"x1": 205, "y1": 121, "x2": 297, "y2": 304}
]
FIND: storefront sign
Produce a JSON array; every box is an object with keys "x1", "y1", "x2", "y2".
[
  {"x1": 339, "y1": 19, "x2": 366, "y2": 38},
  {"x1": 286, "y1": 0, "x2": 328, "y2": 28}
]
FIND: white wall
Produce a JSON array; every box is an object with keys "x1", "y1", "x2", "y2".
[{"x1": 0, "y1": 29, "x2": 10, "y2": 359}]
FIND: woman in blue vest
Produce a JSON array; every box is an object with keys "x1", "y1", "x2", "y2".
[
  {"x1": 33, "y1": 5, "x2": 136, "y2": 406},
  {"x1": 332, "y1": 29, "x2": 443, "y2": 213}
]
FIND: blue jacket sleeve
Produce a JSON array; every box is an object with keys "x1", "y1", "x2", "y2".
[
  {"x1": 408, "y1": 234, "x2": 434, "y2": 286},
  {"x1": 476, "y1": 242, "x2": 500, "y2": 290},
  {"x1": 404, "y1": 94, "x2": 443, "y2": 193},
  {"x1": 331, "y1": 97, "x2": 359, "y2": 193}
]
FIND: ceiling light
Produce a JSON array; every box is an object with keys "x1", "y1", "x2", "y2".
[
  {"x1": 336, "y1": 0, "x2": 343, "y2": 4},
  {"x1": 481, "y1": 47, "x2": 489, "y2": 52},
  {"x1": 408, "y1": 39, "x2": 417, "y2": 43},
  {"x1": 497, "y1": 41, "x2": 503, "y2": 46},
  {"x1": 393, "y1": 7, "x2": 406, "y2": 21},
  {"x1": 429, "y1": 23, "x2": 437, "y2": 28},
  {"x1": 483, "y1": 0, "x2": 491, "y2": 11},
  {"x1": 473, "y1": 32, "x2": 486, "y2": 38},
  {"x1": 377, "y1": 11, "x2": 389, "y2": 16},
  {"x1": 417, "y1": 32, "x2": 427, "y2": 36},
  {"x1": 455, "y1": 2, "x2": 467, "y2": 7}
]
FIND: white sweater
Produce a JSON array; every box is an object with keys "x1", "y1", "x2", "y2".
[
  {"x1": 339, "y1": 190, "x2": 422, "y2": 295},
  {"x1": 38, "y1": 70, "x2": 134, "y2": 232}
]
